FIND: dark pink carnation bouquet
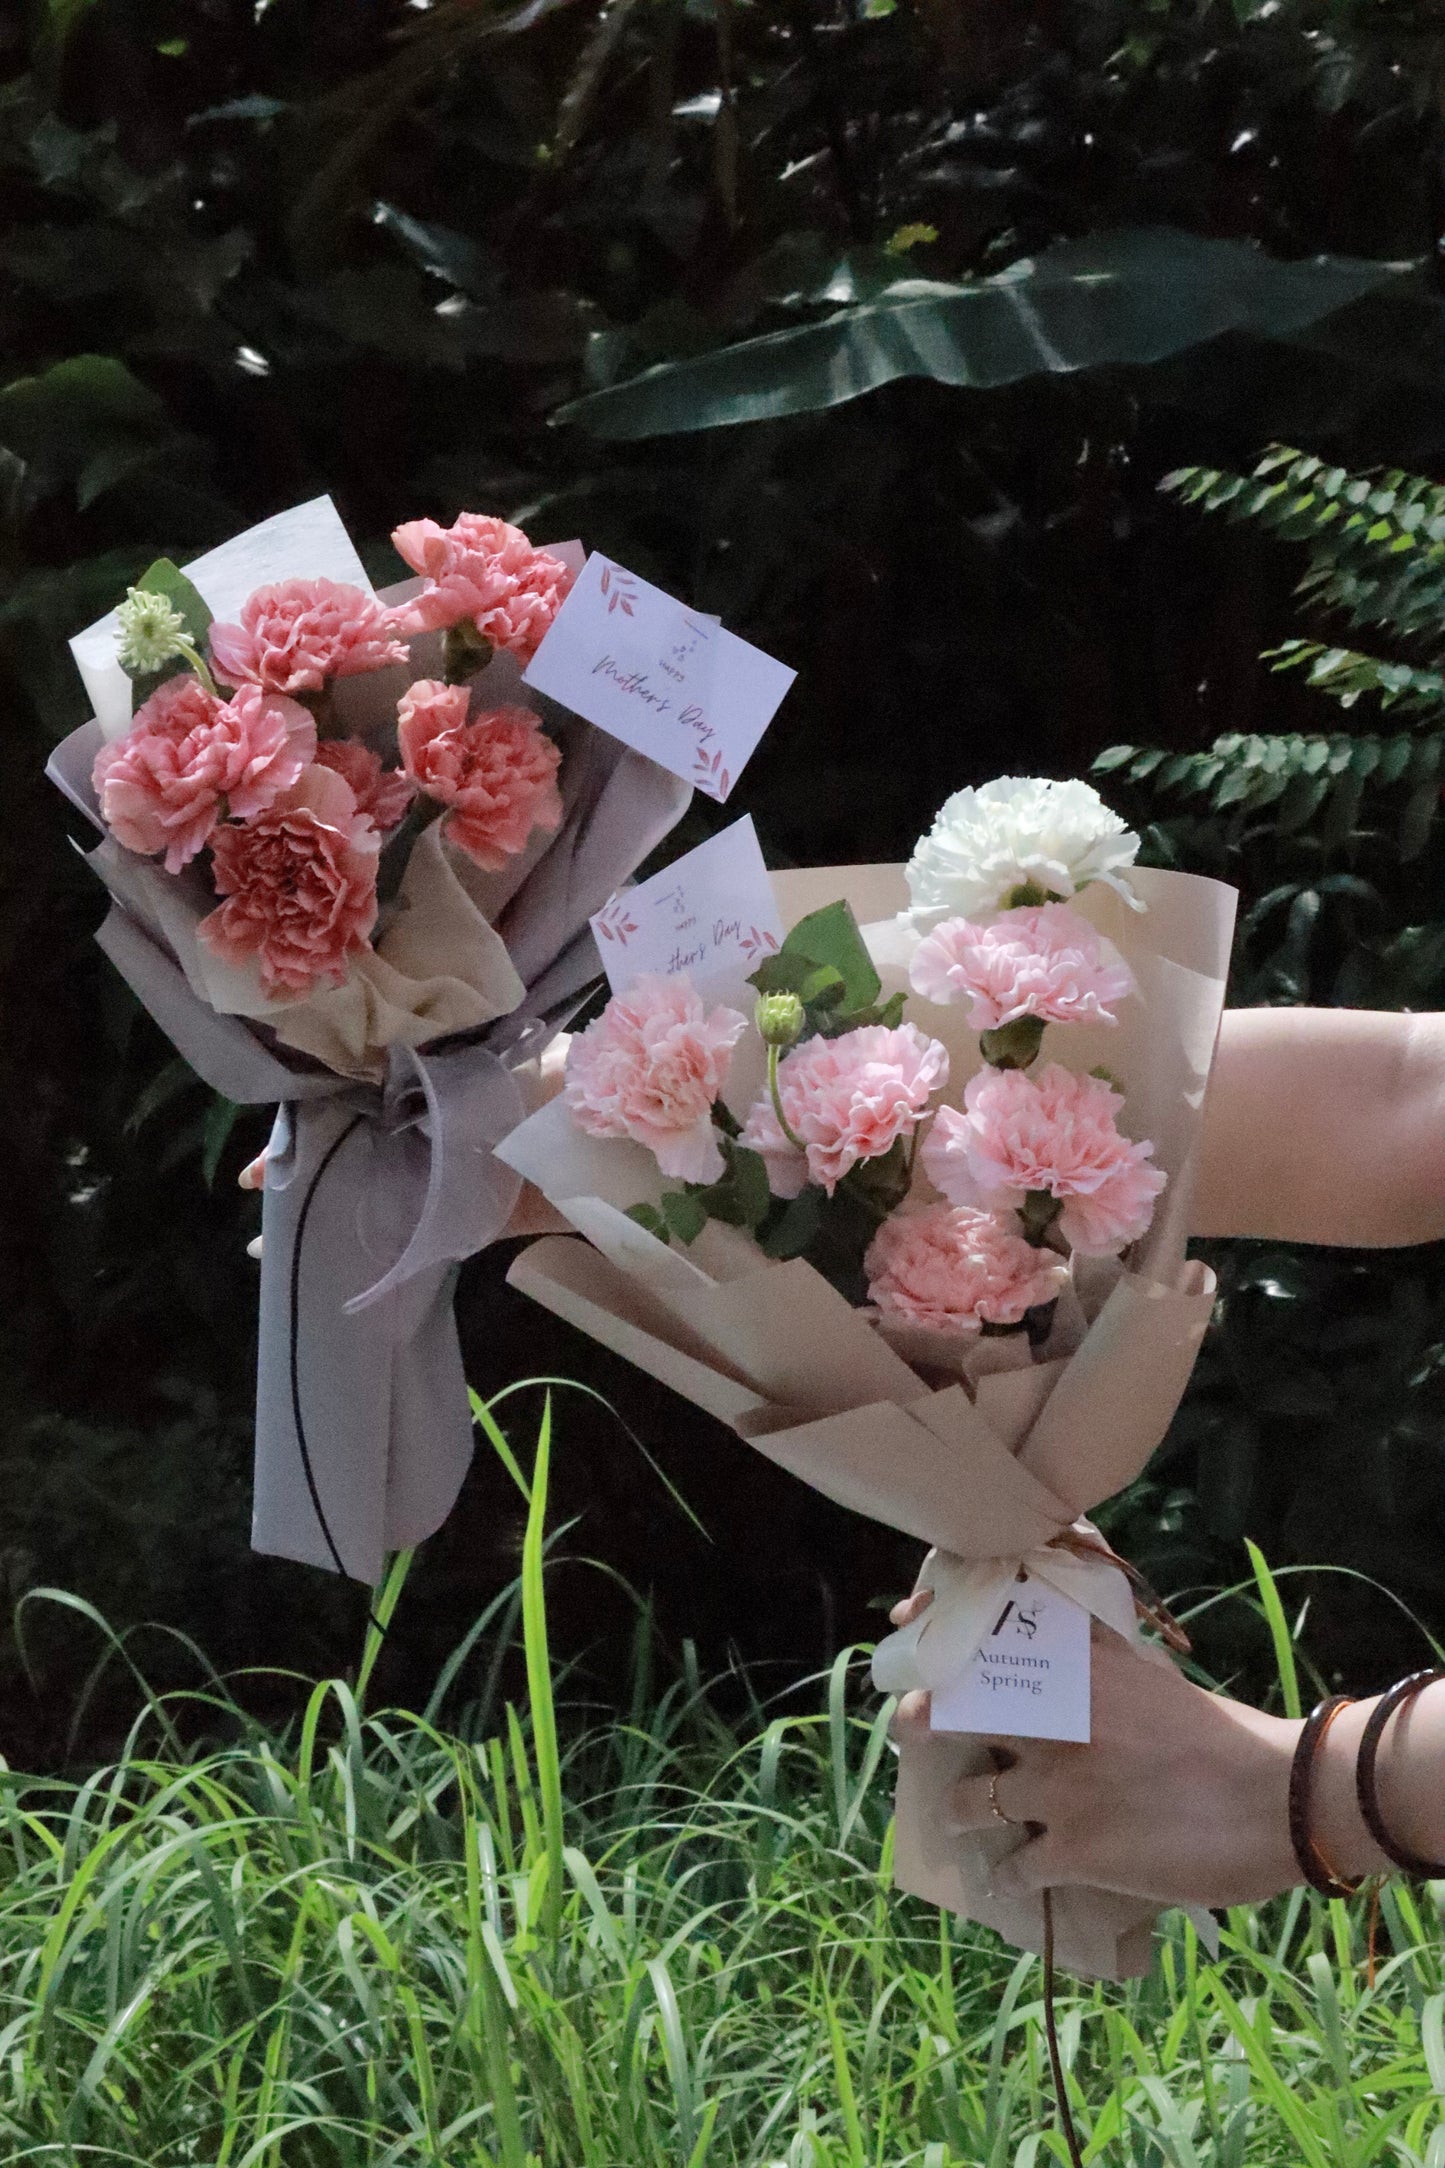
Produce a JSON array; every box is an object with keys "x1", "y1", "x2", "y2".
[
  {"x1": 48, "y1": 501, "x2": 688, "y2": 1582},
  {"x1": 85, "y1": 514, "x2": 576, "y2": 1047}
]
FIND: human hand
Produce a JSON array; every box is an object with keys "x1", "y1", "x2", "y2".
[{"x1": 886, "y1": 1587, "x2": 1305, "y2": 1910}]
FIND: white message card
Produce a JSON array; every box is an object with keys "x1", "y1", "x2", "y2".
[
  {"x1": 930, "y1": 1572, "x2": 1092, "y2": 1744},
  {"x1": 524, "y1": 554, "x2": 795, "y2": 801},
  {"x1": 592, "y1": 817, "x2": 784, "y2": 1002}
]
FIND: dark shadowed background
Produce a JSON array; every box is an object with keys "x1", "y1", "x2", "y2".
[{"x1": 6, "y1": 0, "x2": 1445, "y2": 1760}]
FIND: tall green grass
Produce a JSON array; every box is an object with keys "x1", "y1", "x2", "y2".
[{"x1": 3, "y1": 1403, "x2": 1445, "y2": 2166}]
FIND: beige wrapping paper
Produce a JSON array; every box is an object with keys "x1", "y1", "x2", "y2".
[{"x1": 499, "y1": 861, "x2": 1238, "y2": 1977}]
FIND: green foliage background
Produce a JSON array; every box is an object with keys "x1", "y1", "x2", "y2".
[{"x1": 7, "y1": 0, "x2": 1445, "y2": 1742}]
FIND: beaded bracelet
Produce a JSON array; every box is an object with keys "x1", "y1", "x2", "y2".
[
  {"x1": 1355, "y1": 1669, "x2": 1445, "y2": 1879},
  {"x1": 1288, "y1": 1695, "x2": 1366, "y2": 1898}
]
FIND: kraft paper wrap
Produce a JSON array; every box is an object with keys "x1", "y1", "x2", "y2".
[
  {"x1": 499, "y1": 861, "x2": 1238, "y2": 1978},
  {"x1": 49, "y1": 513, "x2": 690, "y2": 1581}
]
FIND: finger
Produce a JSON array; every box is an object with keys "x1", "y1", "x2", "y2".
[
  {"x1": 246, "y1": 1235, "x2": 263, "y2": 1262},
  {"x1": 989, "y1": 1832, "x2": 1074, "y2": 1898},
  {"x1": 238, "y1": 1152, "x2": 267, "y2": 1192},
  {"x1": 948, "y1": 1762, "x2": 1040, "y2": 1835},
  {"x1": 889, "y1": 1690, "x2": 932, "y2": 1745},
  {"x1": 889, "y1": 1587, "x2": 934, "y2": 1630}
]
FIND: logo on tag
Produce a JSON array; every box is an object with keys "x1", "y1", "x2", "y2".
[{"x1": 929, "y1": 1571, "x2": 1092, "y2": 1743}]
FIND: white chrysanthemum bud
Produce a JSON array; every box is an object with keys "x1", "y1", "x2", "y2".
[
  {"x1": 115, "y1": 587, "x2": 189, "y2": 674},
  {"x1": 754, "y1": 990, "x2": 805, "y2": 1048},
  {"x1": 903, "y1": 776, "x2": 1143, "y2": 928}
]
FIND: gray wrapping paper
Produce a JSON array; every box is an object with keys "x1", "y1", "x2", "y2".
[{"x1": 48, "y1": 697, "x2": 689, "y2": 1583}]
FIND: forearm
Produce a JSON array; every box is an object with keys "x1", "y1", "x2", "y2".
[
  {"x1": 1310, "y1": 1682, "x2": 1445, "y2": 1882},
  {"x1": 1192, "y1": 1008, "x2": 1445, "y2": 1247}
]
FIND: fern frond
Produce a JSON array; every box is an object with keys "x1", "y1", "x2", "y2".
[
  {"x1": 1266, "y1": 640, "x2": 1445, "y2": 713},
  {"x1": 1095, "y1": 729, "x2": 1443, "y2": 859},
  {"x1": 1163, "y1": 448, "x2": 1445, "y2": 647}
]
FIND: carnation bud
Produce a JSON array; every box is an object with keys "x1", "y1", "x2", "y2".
[
  {"x1": 115, "y1": 587, "x2": 189, "y2": 674},
  {"x1": 755, "y1": 990, "x2": 805, "y2": 1048}
]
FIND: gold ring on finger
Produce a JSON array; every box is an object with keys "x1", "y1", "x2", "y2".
[{"x1": 988, "y1": 1769, "x2": 1022, "y2": 1828}]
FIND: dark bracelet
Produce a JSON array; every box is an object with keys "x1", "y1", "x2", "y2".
[
  {"x1": 1289, "y1": 1695, "x2": 1366, "y2": 1898},
  {"x1": 1355, "y1": 1669, "x2": 1445, "y2": 1879}
]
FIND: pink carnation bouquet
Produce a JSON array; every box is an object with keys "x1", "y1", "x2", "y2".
[
  {"x1": 48, "y1": 498, "x2": 688, "y2": 1587},
  {"x1": 500, "y1": 775, "x2": 1238, "y2": 1979},
  {"x1": 78, "y1": 515, "x2": 577, "y2": 1024},
  {"x1": 540, "y1": 790, "x2": 1165, "y2": 1365}
]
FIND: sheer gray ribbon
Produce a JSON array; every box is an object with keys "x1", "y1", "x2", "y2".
[{"x1": 49, "y1": 715, "x2": 689, "y2": 1583}]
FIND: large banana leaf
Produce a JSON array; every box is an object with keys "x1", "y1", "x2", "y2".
[{"x1": 557, "y1": 227, "x2": 1410, "y2": 441}]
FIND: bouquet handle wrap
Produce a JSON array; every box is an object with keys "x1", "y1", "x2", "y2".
[{"x1": 51, "y1": 676, "x2": 690, "y2": 1581}]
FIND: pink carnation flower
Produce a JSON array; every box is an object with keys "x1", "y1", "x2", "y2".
[
  {"x1": 389, "y1": 512, "x2": 575, "y2": 660},
  {"x1": 910, "y1": 903, "x2": 1136, "y2": 1031},
  {"x1": 314, "y1": 738, "x2": 415, "y2": 831},
  {"x1": 740, "y1": 1024, "x2": 949, "y2": 1196},
  {"x1": 866, "y1": 1203, "x2": 1069, "y2": 1332},
  {"x1": 94, "y1": 674, "x2": 316, "y2": 873},
  {"x1": 209, "y1": 578, "x2": 409, "y2": 696},
  {"x1": 199, "y1": 764, "x2": 380, "y2": 997},
  {"x1": 922, "y1": 1062, "x2": 1166, "y2": 1256},
  {"x1": 564, "y1": 974, "x2": 747, "y2": 1182},
  {"x1": 397, "y1": 680, "x2": 563, "y2": 870}
]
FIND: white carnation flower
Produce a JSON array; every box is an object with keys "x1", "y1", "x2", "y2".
[{"x1": 903, "y1": 776, "x2": 1143, "y2": 928}]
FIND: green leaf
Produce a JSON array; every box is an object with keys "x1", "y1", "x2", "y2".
[
  {"x1": 751, "y1": 900, "x2": 881, "y2": 1022},
  {"x1": 373, "y1": 201, "x2": 498, "y2": 299},
  {"x1": 136, "y1": 556, "x2": 213, "y2": 648},
  {"x1": 0, "y1": 355, "x2": 180, "y2": 508},
  {"x1": 555, "y1": 229, "x2": 1405, "y2": 439},
  {"x1": 660, "y1": 1189, "x2": 708, "y2": 1245},
  {"x1": 757, "y1": 1186, "x2": 827, "y2": 1261},
  {"x1": 200, "y1": 1097, "x2": 240, "y2": 1190},
  {"x1": 798, "y1": 963, "x2": 847, "y2": 1007},
  {"x1": 687, "y1": 1140, "x2": 772, "y2": 1231},
  {"x1": 624, "y1": 1202, "x2": 671, "y2": 1245}
]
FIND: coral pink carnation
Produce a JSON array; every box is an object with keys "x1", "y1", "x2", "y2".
[
  {"x1": 199, "y1": 764, "x2": 379, "y2": 996},
  {"x1": 910, "y1": 902, "x2": 1135, "y2": 1031},
  {"x1": 397, "y1": 681, "x2": 563, "y2": 869},
  {"x1": 390, "y1": 512, "x2": 575, "y2": 660},
  {"x1": 94, "y1": 673, "x2": 316, "y2": 872},
  {"x1": 865, "y1": 1203, "x2": 1069, "y2": 1332},
  {"x1": 314, "y1": 738, "x2": 415, "y2": 830},
  {"x1": 740, "y1": 1024, "x2": 949, "y2": 1196},
  {"x1": 564, "y1": 974, "x2": 747, "y2": 1182},
  {"x1": 209, "y1": 578, "x2": 409, "y2": 695},
  {"x1": 922, "y1": 1062, "x2": 1166, "y2": 1255}
]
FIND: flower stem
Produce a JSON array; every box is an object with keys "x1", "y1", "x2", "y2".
[
  {"x1": 443, "y1": 621, "x2": 494, "y2": 686},
  {"x1": 175, "y1": 638, "x2": 219, "y2": 699},
  {"x1": 768, "y1": 1045, "x2": 806, "y2": 1152},
  {"x1": 1019, "y1": 1189, "x2": 1064, "y2": 1248}
]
